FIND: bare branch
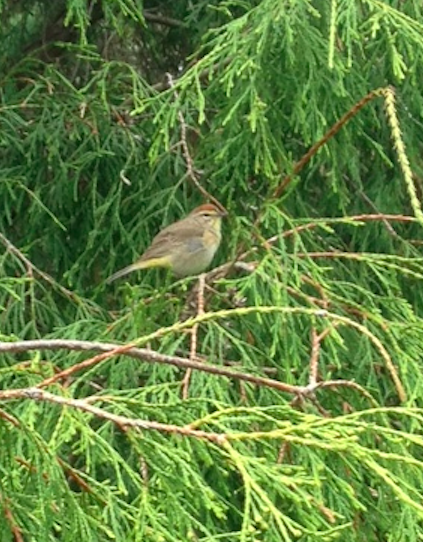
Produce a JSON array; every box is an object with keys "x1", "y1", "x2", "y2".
[
  {"x1": 0, "y1": 339, "x2": 303, "y2": 396},
  {"x1": 0, "y1": 337, "x2": 380, "y2": 406}
]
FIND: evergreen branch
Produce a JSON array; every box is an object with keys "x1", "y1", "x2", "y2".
[
  {"x1": 152, "y1": 57, "x2": 233, "y2": 92},
  {"x1": 222, "y1": 441, "x2": 302, "y2": 539},
  {"x1": 0, "y1": 231, "x2": 78, "y2": 302},
  {"x1": 278, "y1": 213, "x2": 417, "y2": 240},
  {"x1": 272, "y1": 88, "x2": 385, "y2": 198},
  {"x1": 383, "y1": 86, "x2": 423, "y2": 226},
  {"x1": 136, "y1": 306, "x2": 405, "y2": 402},
  {"x1": 207, "y1": 213, "x2": 417, "y2": 282},
  {"x1": 0, "y1": 387, "x2": 226, "y2": 444},
  {"x1": 295, "y1": 251, "x2": 423, "y2": 281}
]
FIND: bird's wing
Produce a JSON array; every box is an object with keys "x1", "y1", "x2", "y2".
[{"x1": 138, "y1": 219, "x2": 204, "y2": 261}]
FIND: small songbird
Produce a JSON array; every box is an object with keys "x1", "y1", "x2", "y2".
[{"x1": 106, "y1": 203, "x2": 226, "y2": 283}]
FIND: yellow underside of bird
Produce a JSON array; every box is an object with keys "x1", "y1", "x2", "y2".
[{"x1": 106, "y1": 257, "x2": 172, "y2": 283}]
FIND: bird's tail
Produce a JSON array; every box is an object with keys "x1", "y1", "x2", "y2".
[
  {"x1": 105, "y1": 262, "x2": 147, "y2": 284},
  {"x1": 106, "y1": 257, "x2": 170, "y2": 284}
]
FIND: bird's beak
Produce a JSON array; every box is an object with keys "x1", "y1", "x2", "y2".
[{"x1": 218, "y1": 207, "x2": 228, "y2": 217}]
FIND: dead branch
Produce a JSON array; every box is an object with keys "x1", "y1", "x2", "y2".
[{"x1": 0, "y1": 339, "x2": 303, "y2": 396}]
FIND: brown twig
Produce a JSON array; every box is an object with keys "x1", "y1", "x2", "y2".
[
  {"x1": 272, "y1": 88, "x2": 385, "y2": 198},
  {"x1": 344, "y1": 177, "x2": 400, "y2": 237},
  {"x1": 38, "y1": 342, "x2": 139, "y2": 388},
  {"x1": 182, "y1": 273, "x2": 206, "y2": 399},
  {"x1": 56, "y1": 457, "x2": 96, "y2": 496},
  {"x1": 309, "y1": 328, "x2": 321, "y2": 387},
  {"x1": 165, "y1": 73, "x2": 226, "y2": 213},
  {"x1": 309, "y1": 327, "x2": 334, "y2": 387},
  {"x1": 0, "y1": 408, "x2": 20, "y2": 427},
  {"x1": 276, "y1": 441, "x2": 291, "y2": 464},
  {"x1": 1, "y1": 495, "x2": 24, "y2": 542}
]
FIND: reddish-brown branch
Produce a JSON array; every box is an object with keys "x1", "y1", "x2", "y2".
[
  {"x1": 272, "y1": 89, "x2": 384, "y2": 198},
  {"x1": 39, "y1": 343, "x2": 138, "y2": 388}
]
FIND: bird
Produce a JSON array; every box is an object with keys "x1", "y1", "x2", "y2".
[{"x1": 106, "y1": 203, "x2": 226, "y2": 283}]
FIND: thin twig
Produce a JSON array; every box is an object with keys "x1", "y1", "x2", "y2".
[
  {"x1": 144, "y1": 11, "x2": 185, "y2": 27},
  {"x1": 38, "y1": 343, "x2": 139, "y2": 388},
  {"x1": 309, "y1": 327, "x2": 334, "y2": 387},
  {"x1": 344, "y1": 176, "x2": 399, "y2": 237},
  {"x1": 182, "y1": 273, "x2": 206, "y2": 399},
  {"x1": 165, "y1": 73, "x2": 226, "y2": 212},
  {"x1": 1, "y1": 495, "x2": 24, "y2": 542},
  {"x1": 309, "y1": 328, "x2": 321, "y2": 387}
]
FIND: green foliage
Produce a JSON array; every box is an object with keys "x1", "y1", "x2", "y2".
[{"x1": 1, "y1": 0, "x2": 423, "y2": 540}]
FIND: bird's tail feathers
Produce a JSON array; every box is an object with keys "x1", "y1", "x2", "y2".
[
  {"x1": 106, "y1": 262, "x2": 147, "y2": 284},
  {"x1": 106, "y1": 258, "x2": 170, "y2": 284}
]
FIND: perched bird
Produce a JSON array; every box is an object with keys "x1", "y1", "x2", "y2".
[{"x1": 106, "y1": 203, "x2": 226, "y2": 283}]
